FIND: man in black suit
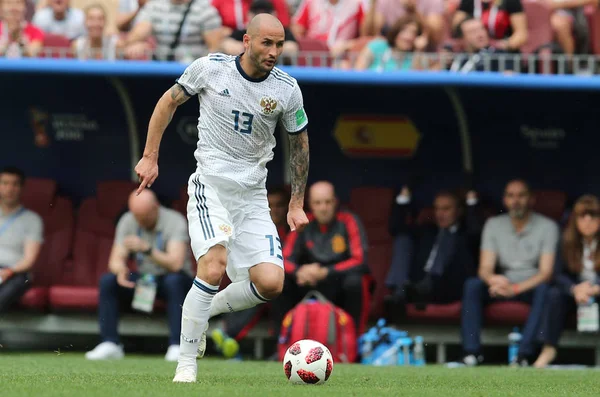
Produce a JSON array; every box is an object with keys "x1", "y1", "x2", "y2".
[{"x1": 384, "y1": 186, "x2": 483, "y2": 322}]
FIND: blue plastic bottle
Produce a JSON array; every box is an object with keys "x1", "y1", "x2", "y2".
[
  {"x1": 508, "y1": 327, "x2": 522, "y2": 365},
  {"x1": 413, "y1": 336, "x2": 425, "y2": 366}
]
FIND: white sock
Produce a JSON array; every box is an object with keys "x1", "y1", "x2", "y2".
[
  {"x1": 178, "y1": 277, "x2": 219, "y2": 368},
  {"x1": 210, "y1": 280, "x2": 269, "y2": 318}
]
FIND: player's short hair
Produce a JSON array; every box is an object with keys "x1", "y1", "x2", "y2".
[
  {"x1": 386, "y1": 15, "x2": 423, "y2": 48},
  {"x1": 0, "y1": 166, "x2": 26, "y2": 185},
  {"x1": 249, "y1": 0, "x2": 275, "y2": 14}
]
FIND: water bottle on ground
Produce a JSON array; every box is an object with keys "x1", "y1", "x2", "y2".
[
  {"x1": 508, "y1": 327, "x2": 522, "y2": 365},
  {"x1": 413, "y1": 336, "x2": 425, "y2": 366}
]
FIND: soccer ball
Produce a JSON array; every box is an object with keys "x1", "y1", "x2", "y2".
[{"x1": 282, "y1": 339, "x2": 333, "y2": 385}]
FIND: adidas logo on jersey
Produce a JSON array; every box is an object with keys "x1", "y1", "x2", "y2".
[{"x1": 219, "y1": 89, "x2": 230, "y2": 97}]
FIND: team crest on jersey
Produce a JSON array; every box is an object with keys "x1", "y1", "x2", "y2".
[
  {"x1": 219, "y1": 224, "x2": 233, "y2": 236},
  {"x1": 331, "y1": 234, "x2": 346, "y2": 253},
  {"x1": 260, "y1": 96, "x2": 278, "y2": 115}
]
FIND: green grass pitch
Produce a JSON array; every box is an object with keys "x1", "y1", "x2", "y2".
[{"x1": 1, "y1": 353, "x2": 600, "y2": 396}]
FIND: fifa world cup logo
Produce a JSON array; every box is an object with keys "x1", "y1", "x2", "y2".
[{"x1": 30, "y1": 108, "x2": 50, "y2": 148}]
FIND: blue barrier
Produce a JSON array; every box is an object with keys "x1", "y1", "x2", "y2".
[
  {"x1": 2, "y1": 58, "x2": 600, "y2": 90},
  {"x1": 2, "y1": 58, "x2": 599, "y2": 207}
]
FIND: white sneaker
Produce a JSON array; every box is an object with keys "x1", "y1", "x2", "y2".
[
  {"x1": 85, "y1": 342, "x2": 124, "y2": 360},
  {"x1": 173, "y1": 365, "x2": 197, "y2": 383},
  {"x1": 165, "y1": 345, "x2": 180, "y2": 362}
]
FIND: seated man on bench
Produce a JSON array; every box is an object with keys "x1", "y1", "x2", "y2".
[{"x1": 461, "y1": 179, "x2": 558, "y2": 366}]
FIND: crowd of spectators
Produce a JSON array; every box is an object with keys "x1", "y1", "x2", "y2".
[
  {"x1": 0, "y1": 0, "x2": 598, "y2": 73},
  {"x1": 3, "y1": 163, "x2": 600, "y2": 367}
]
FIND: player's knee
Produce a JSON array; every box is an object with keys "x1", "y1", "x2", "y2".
[
  {"x1": 198, "y1": 246, "x2": 227, "y2": 285},
  {"x1": 253, "y1": 271, "x2": 284, "y2": 300}
]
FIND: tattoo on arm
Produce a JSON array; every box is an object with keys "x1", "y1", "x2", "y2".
[
  {"x1": 169, "y1": 83, "x2": 191, "y2": 106},
  {"x1": 289, "y1": 131, "x2": 309, "y2": 205}
]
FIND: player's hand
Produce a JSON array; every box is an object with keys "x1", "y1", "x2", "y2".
[
  {"x1": 116, "y1": 268, "x2": 136, "y2": 289},
  {"x1": 287, "y1": 207, "x2": 309, "y2": 232},
  {"x1": 0, "y1": 268, "x2": 14, "y2": 282},
  {"x1": 134, "y1": 155, "x2": 158, "y2": 195}
]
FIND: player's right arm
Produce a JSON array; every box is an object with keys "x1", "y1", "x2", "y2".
[
  {"x1": 109, "y1": 216, "x2": 136, "y2": 288},
  {"x1": 134, "y1": 83, "x2": 191, "y2": 193},
  {"x1": 135, "y1": 57, "x2": 209, "y2": 193}
]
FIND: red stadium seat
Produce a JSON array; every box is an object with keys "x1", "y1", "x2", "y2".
[
  {"x1": 416, "y1": 207, "x2": 435, "y2": 226},
  {"x1": 296, "y1": 38, "x2": 332, "y2": 67},
  {"x1": 532, "y1": 190, "x2": 567, "y2": 222},
  {"x1": 406, "y1": 301, "x2": 462, "y2": 324},
  {"x1": 521, "y1": 0, "x2": 553, "y2": 73},
  {"x1": 172, "y1": 185, "x2": 188, "y2": 216},
  {"x1": 366, "y1": 242, "x2": 393, "y2": 319},
  {"x1": 585, "y1": 5, "x2": 600, "y2": 55},
  {"x1": 18, "y1": 178, "x2": 74, "y2": 310},
  {"x1": 49, "y1": 180, "x2": 136, "y2": 311},
  {"x1": 40, "y1": 34, "x2": 73, "y2": 59},
  {"x1": 349, "y1": 186, "x2": 394, "y2": 239},
  {"x1": 484, "y1": 301, "x2": 531, "y2": 325}
]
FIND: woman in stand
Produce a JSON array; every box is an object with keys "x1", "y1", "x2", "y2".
[
  {"x1": 73, "y1": 3, "x2": 118, "y2": 60},
  {"x1": 534, "y1": 195, "x2": 600, "y2": 368}
]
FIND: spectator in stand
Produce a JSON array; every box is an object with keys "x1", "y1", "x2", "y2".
[
  {"x1": 384, "y1": 186, "x2": 482, "y2": 323},
  {"x1": 85, "y1": 189, "x2": 193, "y2": 362},
  {"x1": 268, "y1": 186, "x2": 291, "y2": 242},
  {"x1": 212, "y1": 0, "x2": 290, "y2": 35},
  {"x1": 452, "y1": 0, "x2": 527, "y2": 53},
  {"x1": 362, "y1": 0, "x2": 446, "y2": 48},
  {"x1": 221, "y1": 0, "x2": 298, "y2": 60},
  {"x1": 448, "y1": 17, "x2": 514, "y2": 72},
  {"x1": 73, "y1": 4, "x2": 118, "y2": 60},
  {"x1": 120, "y1": 0, "x2": 222, "y2": 62},
  {"x1": 548, "y1": 0, "x2": 597, "y2": 55},
  {"x1": 117, "y1": 0, "x2": 146, "y2": 32},
  {"x1": 0, "y1": 167, "x2": 43, "y2": 312},
  {"x1": 272, "y1": 181, "x2": 368, "y2": 332},
  {"x1": 354, "y1": 15, "x2": 429, "y2": 71},
  {"x1": 461, "y1": 179, "x2": 558, "y2": 367},
  {"x1": 291, "y1": 0, "x2": 369, "y2": 57},
  {"x1": 0, "y1": 0, "x2": 44, "y2": 58},
  {"x1": 33, "y1": 0, "x2": 85, "y2": 40},
  {"x1": 533, "y1": 195, "x2": 600, "y2": 368}
]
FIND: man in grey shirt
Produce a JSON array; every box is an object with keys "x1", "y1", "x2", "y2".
[
  {"x1": 85, "y1": 189, "x2": 193, "y2": 362},
  {"x1": 0, "y1": 167, "x2": 43, "y2": 312},
  {"x1": 32, "y1": 0, "x2": 86, "y2": 40},
  {"x1": 461, "y1": 179, "x2": 559, "y2": 366}
]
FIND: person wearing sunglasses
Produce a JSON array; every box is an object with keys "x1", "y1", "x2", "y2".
[{"x1": 533, "y1": 195, "x2": 600, "y2": 368}]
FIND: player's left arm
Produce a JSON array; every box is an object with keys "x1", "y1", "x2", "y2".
[
  {"x1": 11, "y1": 215, "x2": 43, "y2": 274},
  {"x1": 284, "y1": 83, "x2": 310, "y2": 231}
]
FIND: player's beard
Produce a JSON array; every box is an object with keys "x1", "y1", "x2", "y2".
[{"x1": 248, "y1": 43, "x2": 272, "y2": 75}]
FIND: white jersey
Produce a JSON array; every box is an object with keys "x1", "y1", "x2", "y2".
[{"x1": 176, "y1": 53, "x2": 309, "y2": 189}]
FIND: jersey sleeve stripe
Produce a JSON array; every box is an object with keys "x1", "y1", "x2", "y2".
[
  {"x1": 288, "y1": 124, "x2": 308, "y2": 135},
  {"x1": 271, "y1": 69, "x2": 295, "y2": 85},
  {"x1": 175, "y1": 79, "x2": 193, "y2": 97},
  {"x1": 270, "y1": 74, "x2": 294, "y2": 87}
]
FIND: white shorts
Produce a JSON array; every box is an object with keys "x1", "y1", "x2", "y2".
[{"x1": 186, "y1": 173, "x2": 284, "y2": 282}]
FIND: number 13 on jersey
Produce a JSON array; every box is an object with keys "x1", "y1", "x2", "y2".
[
  {"x1": 265, "y1": 234, "x2": 283, "y2": 260},
  {"x1": 232, "y1": 110, "x2": 254, "y2": 134}
]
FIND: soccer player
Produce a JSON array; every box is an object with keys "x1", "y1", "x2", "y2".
[{"x1": 134, "y1": 13, "x2": 310, "y2": 382}]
